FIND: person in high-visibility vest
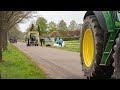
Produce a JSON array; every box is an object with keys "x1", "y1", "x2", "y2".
[
  {"x1": 56, "y1": 38, "x2": 59, "y2": 44},
  {"x1": 59, "y1": 38, "x2": 63, "y2": 46}
]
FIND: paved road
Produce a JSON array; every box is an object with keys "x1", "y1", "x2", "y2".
[{"x1": 14, "y1": 42, "x2": 86, "y2": 79}]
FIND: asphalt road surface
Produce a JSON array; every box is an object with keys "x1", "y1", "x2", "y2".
[{"x1": 13, "y1": 42, "x2": 86, "y2": 79}]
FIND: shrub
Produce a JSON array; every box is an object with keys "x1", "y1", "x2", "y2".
[
  {"x1": 49, "y1": 31, "x2": 61, "y2": 37},
  {"x1": 54, "y1": 36, "x2": 80, "y2": 41}
]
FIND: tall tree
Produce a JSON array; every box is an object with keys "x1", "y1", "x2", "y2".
[
  {"x1": 48, "y1": 21, "x2": 57, "y2": 33},
  {"x1": 2, "y1": 11, "x2": 33, "y2": 51},
  {"x1": 26, "y1": 23, "x2": 36, "y2": 32},
  {"x1": 68, "y1": 20, "x2": 77, "y2": 30},
  {"x1": 0, "y1": 11, "x2": 33, "y2": 62},
  {"x1": 36, "y1": 17, "x2": 47, "y2": 36},
  {"x1": 57, "y1": 20, "x2": 68, "y2": 33}
]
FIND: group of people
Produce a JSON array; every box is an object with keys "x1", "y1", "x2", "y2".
[
  {"x1": 55, "y1": 38, "x2": 63, "y2": 46},
  {"x1": 27, "y1": 36, "x2": 64, "y2": 47},
  {"x1": 40, "y1": 37, "x2": 64, "y2": 47},
  {"x1": 54, "y1": 37, "x2": 64, "y2": 47}
]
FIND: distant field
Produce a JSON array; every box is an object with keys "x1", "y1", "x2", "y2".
[
  {"x1": 45, "y1": 40, "x2": 80, "y2": 52},
  {"x1": 0, "y1": 44, "x2": 47, "y2": 79}
]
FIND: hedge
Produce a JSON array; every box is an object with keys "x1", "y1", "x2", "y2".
[{"x1": 55, "y1": 36, "x2": 80, "y2": 41}]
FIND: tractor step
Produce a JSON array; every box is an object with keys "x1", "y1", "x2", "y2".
[
  {"x1": 100, "y1": 32, "x2": 117, "y2": 65},
  {"x1": 108, "y1": 40, "x2": 114, "y2": 42},
  {"x1": 103, "y1": 52, "x2": 109, "y2": 54}
]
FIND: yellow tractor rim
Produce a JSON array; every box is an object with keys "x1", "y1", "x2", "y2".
[{"x1": 82, "y1": 28, "x2": 94, "y2": 67}]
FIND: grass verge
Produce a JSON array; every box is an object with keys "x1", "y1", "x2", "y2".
[{"x1": 0, "y1": 44, "x2": 47, "y2": 79}]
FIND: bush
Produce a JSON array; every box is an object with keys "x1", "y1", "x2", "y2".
[
  {"x1": 59, "y1": 30, "x2": 80, "y2": 37},
  {"x1": 49, "y1": 31, "x2": 61, "y2": 37}
]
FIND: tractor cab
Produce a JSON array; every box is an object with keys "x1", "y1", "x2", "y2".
[{"x1": 30, "y1": 33, "x2": 38, "y2": 43}]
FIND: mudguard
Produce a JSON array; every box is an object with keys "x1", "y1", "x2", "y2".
[{"x1": 84, "y1": 11, "x2": 108, "y2": 31}]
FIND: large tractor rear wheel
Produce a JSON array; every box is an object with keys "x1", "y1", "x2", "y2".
[
  {"x1": 113, "y1": 33, "x2": 120, "y2": 79},
  {"x1": 80, "y1": 15, "x2": 114, "y2": 79}
]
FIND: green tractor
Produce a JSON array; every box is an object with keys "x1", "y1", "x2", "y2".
[
  {"x1": 26, "y1": 31, "x2": 40, "y2": 46},
  {"x1": 80, "y1": 11, "x2": 120, "y2": 79}
]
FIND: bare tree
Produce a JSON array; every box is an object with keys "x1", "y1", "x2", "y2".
[
  {"x1": 3, "y1": 11, "x2": 33, "y2": 50},
  {"x1": 0, "y1": 11, "x2": 34, "y2": 62}
]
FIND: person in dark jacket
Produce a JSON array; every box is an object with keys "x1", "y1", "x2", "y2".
[
  {"x1": 40, "y1": 36, "x2": 44, "y2": 46},
  {"x1": 27, "y1": 38, "x2": 30, "y2": 46}
]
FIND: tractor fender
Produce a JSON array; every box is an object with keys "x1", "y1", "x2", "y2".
[{"x1": 84, "y1": 11, "x2": 108, "y2": 31}]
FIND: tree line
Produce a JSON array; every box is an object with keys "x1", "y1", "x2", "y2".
[{"x1": 26, "y1": 17, "x2": 82, "y2": 38}]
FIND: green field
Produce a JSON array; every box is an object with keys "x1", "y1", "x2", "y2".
[
  {"x1": 45, "y1": 40, "x2": 80, "y2": 52},
  {"x1": 0, "y1": 44, "x2": 47, "y2": 79}
]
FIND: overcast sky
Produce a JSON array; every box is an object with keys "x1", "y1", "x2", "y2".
[{"x1": 18, "y1": 11, "x2": 86, "y2": 32}]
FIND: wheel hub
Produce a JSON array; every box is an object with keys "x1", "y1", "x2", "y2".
[{"x1": 82, "y1": 28, "x2": 94, "y2": 67}]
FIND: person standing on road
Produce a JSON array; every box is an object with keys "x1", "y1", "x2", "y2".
[
  {"x1": 27, "y1": 38, "x2": 30, "y2": 46},
  {"x1": 40, "y1": 36, "x2": 44, "y2": 46}
]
